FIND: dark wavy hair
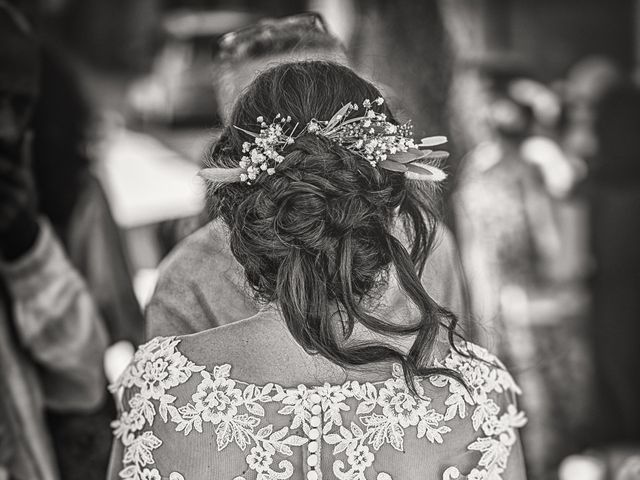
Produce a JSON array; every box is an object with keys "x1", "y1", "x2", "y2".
[{"x1": 205, "y1": 61, "x2": 462, "y2": 392}]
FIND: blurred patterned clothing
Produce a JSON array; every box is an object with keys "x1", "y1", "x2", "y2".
[{"x1": 455, "y1": 141, "x2": 595, "y2": 479}]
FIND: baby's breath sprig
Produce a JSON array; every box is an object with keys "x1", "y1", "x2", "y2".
[
  {"x1": 306, "y1": 97, "x2": 449, "y2": 180},
  {"x1": 307, "y1": 97, "x2": 416, "y2": 168},
  {"x1": 234, "y1": 113, "x2": 296, "y2": 184},
  {"x1": 200, "y1": 98, "x2": 449, "y2": 185}
]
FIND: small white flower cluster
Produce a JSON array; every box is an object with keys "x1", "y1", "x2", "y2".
[
  {"x1": 234, "y1": 98, "x2": 425, "y2": 183},
  {"x1": 236, "y1": 113, "x2": 294, "y2": 184},
  {"x1": 308, "y1": 97, "x2": 416, "y2": 167}
]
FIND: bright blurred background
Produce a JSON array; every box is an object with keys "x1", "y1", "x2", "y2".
[{"x1": 10, "y1": 0, "x2": 640, "y2": 479}]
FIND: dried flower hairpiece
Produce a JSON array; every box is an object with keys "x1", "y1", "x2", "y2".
[{"x1": 199, "y1": 97, "x2": 449, "y2": 185}]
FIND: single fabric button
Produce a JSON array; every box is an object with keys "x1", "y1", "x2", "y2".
[
  {"x1": 307, "y1": 454, "x2": 318, "y2": 467},
  {"x1": 311, "y1": 404, "x2": 322, "y2": 415},
  {"x1": 308, "y1": 428, "x2": 320, "y2": 440},
  {"x1": 307, "y1": 471, "x2": 318, "y2": 480},
  {"x1": 310, "y1": 416, "x2": 321, "y2": 427},
  {"x1": 308, "y1": 440, "x2": 319, "y2": 453},
  {"x1": 309, "y1": 393, "x2": 321, "y2": 404}
]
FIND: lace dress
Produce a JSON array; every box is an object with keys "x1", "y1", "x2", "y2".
[{"x1": 108, "y1": 336, "x2": 526, "y2": 480}]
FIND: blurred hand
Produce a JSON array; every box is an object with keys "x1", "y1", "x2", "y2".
[
  {"x1": 0, "y1": 132, "x2": 40, "y2": 260},
  {"x1": 558, "y1": 454, "x2": 606, "y2": 480},
  {"x1": 617, "y1": 456, "x2": 640, "y2": 480}
]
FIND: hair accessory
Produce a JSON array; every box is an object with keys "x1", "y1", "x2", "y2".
[{"x1": 199, "y1": 98, "x2": 449, "y2": 185}]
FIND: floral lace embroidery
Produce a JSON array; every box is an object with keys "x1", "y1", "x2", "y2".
[
  {"x1": 110, "y1": 337, "x2": 526, "y2": 480},
  {"x1": 434, "y1": 343, "x2": 527, "y2": 480}
]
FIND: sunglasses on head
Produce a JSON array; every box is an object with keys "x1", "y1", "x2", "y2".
[{"x1": 217, "y1": 12, "x2": 329, "y2": 59}]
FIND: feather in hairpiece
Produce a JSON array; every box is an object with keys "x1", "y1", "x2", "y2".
[
  {"x1": 198, "y1": 167, "x2": 245, "y2": 184},
  {"x1": 419, "y1": 136, "x2": 448, "y2": 147},
  {"x1": 405, "y1": 163, "x2": 448, "y2": 182}
]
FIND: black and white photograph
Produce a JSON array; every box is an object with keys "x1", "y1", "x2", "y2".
[{"x1": 1, "y1": 1, "x2": 639, "y2": 479}]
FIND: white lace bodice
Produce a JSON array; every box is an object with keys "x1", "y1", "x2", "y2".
[{"x1": 109, "y1": 337, "x2": 526, "y2": 480}]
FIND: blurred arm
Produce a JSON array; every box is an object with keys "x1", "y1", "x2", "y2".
[
  {"x1": 0, "y1": 218, "x2": 109, "y2": 411},
  {"x1": 521, "y1": 168, "x2": 562, "y2": 273}
]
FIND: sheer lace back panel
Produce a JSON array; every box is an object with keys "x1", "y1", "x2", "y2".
[{"x1": 108, "y1": 337, "x2": 526, "y2": 480}]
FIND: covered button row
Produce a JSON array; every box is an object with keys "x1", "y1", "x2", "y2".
[{"x1": 307, "y1": 392, "x2": 323, "y2": 480}]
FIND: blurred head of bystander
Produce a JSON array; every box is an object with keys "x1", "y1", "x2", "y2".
[
  {"x1": 213, "y1": 12, "x2": 347, "y2": 124},
  {"x1": 469, "y1": 56, "x2": 538, "y2": 146},
  {"x1": 0, "y1": 0, "x2": 39, "y2": 146}
]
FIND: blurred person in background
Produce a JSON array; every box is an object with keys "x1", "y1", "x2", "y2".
[
  {"x1": 562, "y1": 57, "x2": 622, "y2": 167},
  {"x1": 32, "y1": 48, "x2": 144, "y2": 348},
  {"x1": 146, "y1": 12, "x2": 469, "y2": 340},
  {"x1": 454, "y1": 64, "x2": 562, "y2": 340},
  {"x1": 0, "y1": 2, "x2": 109, "y2": 478},
  {"x1": 454, "y1": 63, "x2": 595, "y2": 479},
  {"x1": 29, "y1": 46, "x2": 145, "y2": 479},
  {"x1": 212, "y1": 12, "x2": 347, "y2": 125}
]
